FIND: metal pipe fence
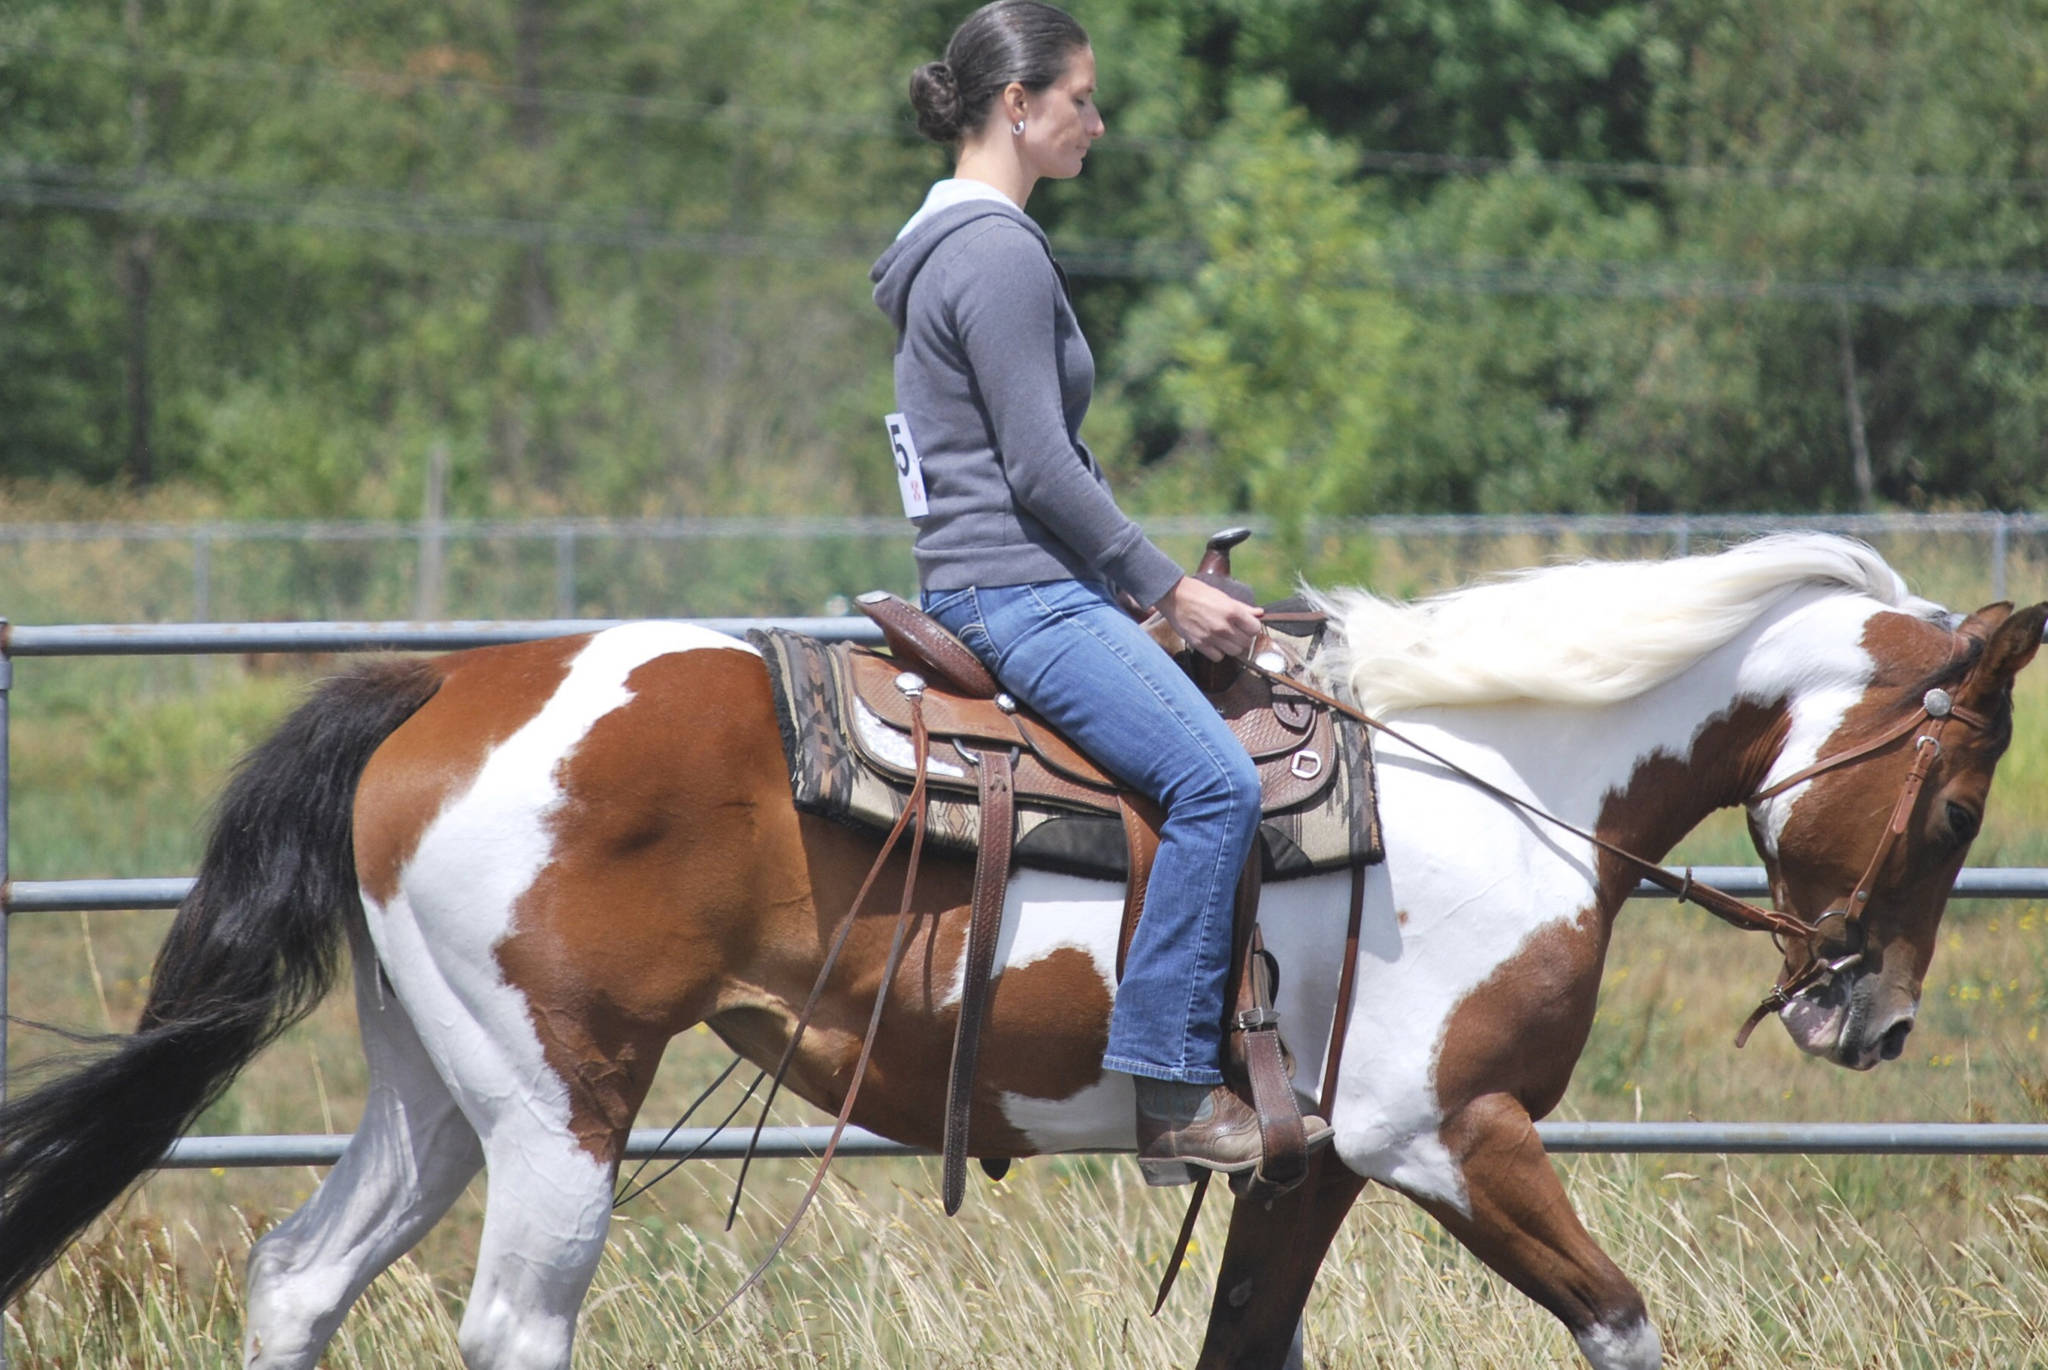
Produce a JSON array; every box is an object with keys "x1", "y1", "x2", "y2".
[
  {"x1": 150, "y1": 1121, "x2": 2048, "y2": 1169},
  {"x1": 5, "y1": 510, "x2": 2047, "y2": 622},
  {"x1": 5, "y1": 613, "x2": 2048, "y2": 1176}
]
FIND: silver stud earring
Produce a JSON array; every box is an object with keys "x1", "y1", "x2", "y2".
[{"x1": 1012, "y1": 119, "x2": 1025, "y2": 135}]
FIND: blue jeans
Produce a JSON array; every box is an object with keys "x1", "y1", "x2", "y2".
[{"x1": 923, "y1": 580, "x2": 1262, "y2": 1086}]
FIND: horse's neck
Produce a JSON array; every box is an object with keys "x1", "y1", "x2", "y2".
[{"x1": 1401, "y1": 588, "x2": 1879, "y2": 881}]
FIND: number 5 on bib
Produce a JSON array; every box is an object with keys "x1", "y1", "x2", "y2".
[{"x1": 884, "y1": 412, "x2": 929, "y2": 519}]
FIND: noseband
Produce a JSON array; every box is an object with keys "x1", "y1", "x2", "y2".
[{"x1": 1248, "y1": 636, "x2": 1996, "y2": 1047}]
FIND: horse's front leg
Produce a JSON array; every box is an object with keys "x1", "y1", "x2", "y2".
[
  {"x1": 1193, "y1": 1151, "x2": 1367, "y2": 1370},
  {"x1": 1406, "y1": 1093, "x2": 1661, "y2": 1370}
]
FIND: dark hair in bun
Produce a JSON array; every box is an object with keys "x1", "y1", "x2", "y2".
[
  {"x1": 908, "y1": 1, "x2": 1089, "y2": 145},
  {"x1": 909, "y1": 61, "x2": 965, "y2": 143}
]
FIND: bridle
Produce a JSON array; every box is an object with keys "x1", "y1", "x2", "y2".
[
  {"x1": 1245, "y1": 628, "x2": 1997, "y2": 1046},
  {"x1": 1731, "y1": 672, "x2": 1991, "y2": 1044}
]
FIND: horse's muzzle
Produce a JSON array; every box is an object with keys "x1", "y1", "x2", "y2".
[{"x1": 1778, "y1": 969, "x2": 1916, "y2": 1071}]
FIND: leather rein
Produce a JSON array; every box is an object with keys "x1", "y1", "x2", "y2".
[{"x1": 1244, "y1": 630, "x2": 1993, "y2": 1046}]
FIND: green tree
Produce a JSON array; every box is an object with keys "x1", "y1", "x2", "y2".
[
  {"x1": 1119, "y1": 80, "x2": 1409, "y2": 553},
  {"x1": 1635, "y1": 0, "x2": 2048, "y2": 510},
  {"x1": 5, "y1": 0, "x2": 2047, "y2": 522}
]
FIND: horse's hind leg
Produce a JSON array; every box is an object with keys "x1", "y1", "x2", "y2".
[
  {"x1": 446, "y1": 984, "x2": 673, "y2": 1369},
  {"x1": 1195, "y1": 1152, "x2": 1368, "y2": 1370},
  {"x1": 456, "y1": 1113, "x2": 632, "y2": 1369},
  {"x1": 243, "y1": 929, "x2": 484, "y2": 1369}
]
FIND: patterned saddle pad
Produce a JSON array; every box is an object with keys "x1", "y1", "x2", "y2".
[{"x1": 749, "y1": 625, "x2": 1382, "y2": 882}]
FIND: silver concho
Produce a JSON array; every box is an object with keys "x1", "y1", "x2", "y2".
[
  {"x1": 894, "y1": 671, "x2": 927, "y2": 699},
  {"x1": 1923, "y1": 687, "x2": 1954, "y2": 718}
]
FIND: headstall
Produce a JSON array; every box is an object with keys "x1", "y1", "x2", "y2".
[{"x1": 1245, "y1": 634, "x2": 1994, "y2": 1046}]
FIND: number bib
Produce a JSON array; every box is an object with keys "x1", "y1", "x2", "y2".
[{"x1": 883, "y1": 412, "x2": 929, "y2": 519}]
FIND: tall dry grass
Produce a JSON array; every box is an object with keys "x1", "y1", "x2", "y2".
[{"x1": 10, "y1": 1140, "x2": 2048, "y2": 1366}]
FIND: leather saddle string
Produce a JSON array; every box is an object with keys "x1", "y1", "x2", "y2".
[
  {"x1": 702, "y1": 703, "x2": 936, "y2": 1330},
  {"x1": 615, "y1": 1067, "x2": 769, "y2": 1207},
  {"x1": 721, "y1": 701, "x2": 935, "y2": 1232},
  {"x1": 1244, "y1": 661, "x2": 1822, "y2": 943},
  {"x1": 613, "y1": 1053, "x2": 756, "y2": 1207},
  {"x1": 1150, "y1": 1171, "x2": 1211, "y2": 1316},
  {"x1": 940, "y1": 745, "x2": 1015, "y2": 1216},
  {"x1": 1318, "y1": 861, "x2": 1368, "y2": 1118}
]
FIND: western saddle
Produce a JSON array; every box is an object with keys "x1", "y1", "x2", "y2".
[{"x1": 829, "y1": 529, "x2": 1375, "y2": 1213}]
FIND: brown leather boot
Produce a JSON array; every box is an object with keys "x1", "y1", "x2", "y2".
[{"x1": 1133, "y1": 1078, "x2": 1333, "y2": 1187}]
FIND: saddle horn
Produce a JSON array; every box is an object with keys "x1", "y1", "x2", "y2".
[
  {"x1": 1194, "y1": 526, "x2": 1258, "y2": 606},
  {"x1": 1189, "y1": 527, "x2": 1259, "y2": 692}
]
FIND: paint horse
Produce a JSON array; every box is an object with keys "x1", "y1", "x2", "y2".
[{"x1": 0, "y1": 534, "x2": 2040, "y2": 1370}]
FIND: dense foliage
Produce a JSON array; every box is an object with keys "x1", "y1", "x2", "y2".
[{"x1": 3, "y1": 0, "x2": 2045, "y2": 519}]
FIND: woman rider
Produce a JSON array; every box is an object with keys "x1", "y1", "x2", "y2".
[{"x1": 869, "y1": 0, "x2": 1331, "y2": 1184}]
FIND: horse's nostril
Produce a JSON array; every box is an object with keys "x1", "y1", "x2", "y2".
[{"x1": 1879, "y1": 1019, "x2": 1913, "y2": 1060}]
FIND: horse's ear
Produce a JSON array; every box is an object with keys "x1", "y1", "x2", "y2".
[
  {"x1": 1955, "y1": 601, "x2": 2013, "y2": 635},
  {"x1": 1963, "y1": 600, "x2": 2047, "y2": 693}
]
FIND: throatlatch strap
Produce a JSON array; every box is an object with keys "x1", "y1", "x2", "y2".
[{"x1": 941, "y1": 747, "x2": 1016, "y2": 1216}]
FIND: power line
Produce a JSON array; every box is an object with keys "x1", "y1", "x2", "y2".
[
  {"x1": 0, "y1": 34, "x2": 919, "y2": 141},
  {"x1": 1343, "y1": 148, "x2": 2048, "y2": 200},
  {"x1": 1368, "y1": 258, "x2": 2048, "y2": 307},
  {"x1": 0, "y1": 161, "x2": 884, "y2": 259},
  {"x1": 9, "y1": 33, "x2": 2048, "y2": 201},
  {"x1": 7, "y1": 162, "x2": 2048, "y2": 308}
]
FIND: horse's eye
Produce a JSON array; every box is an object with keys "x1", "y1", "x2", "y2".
[{"x1": 1946, "y1": 801, "x2": 1981, "y2": 842}]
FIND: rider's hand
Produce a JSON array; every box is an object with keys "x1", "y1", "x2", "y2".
[{"x1": 1156, "y1": 576, "x2": 1264, "y2": 663}]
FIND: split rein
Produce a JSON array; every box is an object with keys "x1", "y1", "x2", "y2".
[{"x1": 1244, "y1": 620, "x2": 1992, "y2": 1048}]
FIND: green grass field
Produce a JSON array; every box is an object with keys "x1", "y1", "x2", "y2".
[{"x1": 8, "y1": 567, "x2": 2048, "y2": 1366}]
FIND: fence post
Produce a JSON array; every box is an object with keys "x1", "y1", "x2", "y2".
[
  {"x1": 1992, "y1": 514, "x2": 2010, "y2": 604},
  {"x1": 417, "y1": 443, "x2": 449, "y2": 620},
  {"x1": 192, "y1": 527, "x2": 212, "y2": 622},
  {"x1": 555, "y1": 526, "x2": 576, "y2": 618}
]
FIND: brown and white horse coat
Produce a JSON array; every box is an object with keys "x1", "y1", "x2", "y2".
[
  {"x1": 2, "y1": 536, "x2": 2039, "y2": 1370},
  {"x1": 263, "y1": 551, "x2": 2048, "y2": 1369}
]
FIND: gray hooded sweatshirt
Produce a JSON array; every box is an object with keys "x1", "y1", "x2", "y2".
[{"x1": 870, "y1": 200, "x2": 1184, "y2": 605}]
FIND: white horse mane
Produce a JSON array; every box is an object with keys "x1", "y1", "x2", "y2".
[{"x1": 1309, "y1": 532, "x2": 1939, "y2": 715}]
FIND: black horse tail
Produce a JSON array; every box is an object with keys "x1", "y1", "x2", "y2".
[{"x1": 0, "y1": 656, "x2": 443, "y2": 1307}]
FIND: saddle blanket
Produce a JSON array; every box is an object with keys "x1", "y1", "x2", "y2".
[{"x1": 750, "y1": 627, "x2": 1382, "y2": 882}]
